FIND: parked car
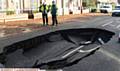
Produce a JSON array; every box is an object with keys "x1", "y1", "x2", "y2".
[
  {"x1": 112, "y1": 5, "x2": 120, "y2": 16},
  {"x1": 100, "y1": 5, "x2": 112, "y2": 13},
  {"x1": 90, "y1": 7, "x2": 97, "y2": 13}
]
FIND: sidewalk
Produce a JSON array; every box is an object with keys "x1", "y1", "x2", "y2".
[
  {"x1": 0, "y1": 13, "x2": 108, "y2": 37},
  {"x1": 0, "y1": 13, "x2": 108, "y2": 25}
]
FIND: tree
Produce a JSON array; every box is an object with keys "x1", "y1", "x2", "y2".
[{"x1": 84, "y1": 0, "x2": 97, "y2": 7}]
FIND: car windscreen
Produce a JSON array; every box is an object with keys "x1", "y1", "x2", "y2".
[
  {"x1": 115, "y1": 6, "x2": 120, "y2": 10},
  {"x1": 101, "y1": 6, "x2": 110, "y2": 8}
]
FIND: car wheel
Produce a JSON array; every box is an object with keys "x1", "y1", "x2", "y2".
[
  {"x1": 100, "y1": 10, "x2": 102, "y2": 13},
  {"x1": 112, "y1": 14, "x2": 115, "y2": 17},
  {"x1": 104, "y1": 10, "x2": 108, "y2": 13}
]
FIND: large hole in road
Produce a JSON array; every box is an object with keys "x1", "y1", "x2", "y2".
[{"x1": 0, "y1": 28, "x2": 115, "y2": 69}]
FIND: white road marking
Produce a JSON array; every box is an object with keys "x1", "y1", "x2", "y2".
[
  {"x1": 84, "y1": 41, "x2": 92, "y2": 44},
  {"x1": 57, "y1": 69, "x2": 63, "y2": 71},
  {"x1": 99, "y1": 49, "x2": 120, "y2": 64},
  {"x1": 98, "y1": 38, "x2": 105, "y2": 44},
  {"x1": 0, "y1": 30, "x2": 5, "y2": 37},
  {"x1": 102, "y1": 20, "x2": 120, "y2": 30},
  {"x1": 38, "y1": 70, "x2": 46, "y2": 71},
  {"x1": 102, "y1": 21, "x2": 113, "y2": 27},
  {"x1": 62, "y1": 45, "x2": 84, "y2": 59},
  {"x1": 78, "y1": 45, "x2": 101, "y2": 53},
  {"x1": 109, "y1": 24, "x2": 116, "y2": 27},
  {"x1": 39, "y1": 69, "x2": 63, "y2": 71},
  {"x1": 117, "y1": 25, "x2": 120, "y2": 28}
]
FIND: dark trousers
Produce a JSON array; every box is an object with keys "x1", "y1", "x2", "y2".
[
  {"x1": 52, "y1": 15, "x2": 58, "y2": 26},
  {"x1": 42, "y1": 14, "x2": 48, "y2": 26}
]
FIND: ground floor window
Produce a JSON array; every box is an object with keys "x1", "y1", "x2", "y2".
[{"x1": 0, "y1": 0, "x2": 2, "y2": 10}]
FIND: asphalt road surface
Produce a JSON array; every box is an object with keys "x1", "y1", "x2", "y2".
[
  {"x1": 63, "y1": 15, "x2": 120, "y2": 71},
  {"x1": 3, "y1": 15, "x2": 120, "y2": 71}
]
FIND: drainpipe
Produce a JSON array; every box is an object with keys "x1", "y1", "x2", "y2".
[
  {"x1": 6, "y1": 0, "x2": 8, "y2": 9},
  {"x1": 22, "y1": 0, "x2": 24, "y2": 12},
  {"x1": 19, "y1": 0, "x2": 22, "y2": 13},
  {"x1": 6, "y1": 0, "x2": 8, "y2": 14},
  {"x1": 62, "y1": 0, "x2": 64, "y2": 15}
]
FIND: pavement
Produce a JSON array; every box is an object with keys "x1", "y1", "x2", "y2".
[
  {"x1": 62, "y1": 14, "x2": 120, "y2": 71},
  {"x1": 0, "y1": 13, "x2": 108, "y2": 38}
]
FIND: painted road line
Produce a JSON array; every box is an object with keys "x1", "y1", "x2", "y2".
[
  {"x1": 78, "y1": 45, "x2": 101, "y2": 53},
  {"x1": 62, "y1": 45, "x2": 84, "y2": 59},
  {"x1": 102, "y1": 21, "x2": 113, "y2": 27},
  {"x1": 99, "y1": 49, "x2": 120, "y2": 64},
  {"x1": 98, "y1": 38, "x2": 105, "y2": 44},
  {"x1": 116, "y1": 25, "x2": 120, "y2": 29},
  {"x1": 109, "y1": 24, "x2": 116, "y2": 27},
  {"x1": 43, "y1": 69, "x2": 63, "y2": 71}
]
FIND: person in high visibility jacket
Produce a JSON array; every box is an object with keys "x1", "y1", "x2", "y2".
[
  {"x1": 39, "y1": 2, "x2": 49, "y2": 26},
  {"x1": 50, "y1": 1, "x2": 58, "y2": 26}
]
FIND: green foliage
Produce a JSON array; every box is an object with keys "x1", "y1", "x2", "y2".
[
  {"x1": 83, "y1": 0, "x2": 97, "y2": 8},
  {"x1": 6, "y1": 11, "x2": 15, "y2": 15},
  {"x1": 33, "y1": 10, "x2": 39, "y2": 13},
  {"x1": 111, "y1": 3, "x2": 116, "y2": 9},
  {"x1": 90, "y1": 7, "x2": 97, "y2": 13}
]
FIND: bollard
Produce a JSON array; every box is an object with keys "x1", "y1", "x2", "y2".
[
  {"x1": 3, "y1": 19, "x2": 5, "y2": 24},
  {"x1": 28, "y1": 10, "x2": 34, "y2": 19}
]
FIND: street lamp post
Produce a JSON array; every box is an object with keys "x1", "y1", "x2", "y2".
[{"x1": 80, "y1": 0, "x2": 83, "y2": 14}]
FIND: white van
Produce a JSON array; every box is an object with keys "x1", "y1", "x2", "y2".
[{"x1": 100, "y1": 5, "x2": 112, "y2": 13}]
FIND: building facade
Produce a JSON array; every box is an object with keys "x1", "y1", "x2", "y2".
[
  {"x1": 0, "y1": 0, "x2": 83, "y2": 15},
  {"x1": 0, "y1": 0, "x2": 6, "y2": 11},
  {"x1": 0, "y1": 0, "x2": 42, "y2": 14}
]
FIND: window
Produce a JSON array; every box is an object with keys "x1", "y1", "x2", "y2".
[
  {"x1": 115, "y1": 6, "x2": 120, "y2": 9},
  {"x1": 101, "y1": 6, "x2": 110, "y2": 8}
]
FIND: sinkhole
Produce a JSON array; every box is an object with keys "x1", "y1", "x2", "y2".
[{"x1": 0, "y1": 28, "x2": 115, "y2": 69}]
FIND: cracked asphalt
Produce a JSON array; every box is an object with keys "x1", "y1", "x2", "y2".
[{"x1": 1, "y1": 13, "x2": 120, "y2": 71}]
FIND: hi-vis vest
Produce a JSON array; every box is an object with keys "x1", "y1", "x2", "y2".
[{"x1": 40, "y1": 5, "x2": 49, "y2": 12}]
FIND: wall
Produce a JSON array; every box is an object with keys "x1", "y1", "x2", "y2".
[
  {"x1": 24, "y1": 0, "x2": 31, "y2": 11},
  {"x1": 0, "y1": 0, "x2": 86, "y2": 15}
]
